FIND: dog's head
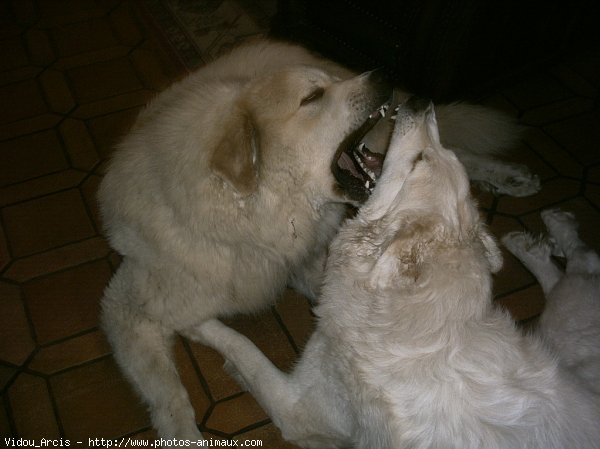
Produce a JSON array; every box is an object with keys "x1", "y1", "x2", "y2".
[
  {"x1": 209, "y1": 66, "x2": 394, "y2": 204},
  {"x1": 364, "y1": 98, "x2": 503, "y2": 274}
]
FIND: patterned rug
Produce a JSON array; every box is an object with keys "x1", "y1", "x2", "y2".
[{"x1": 139, "y1": 0, "x2": 277, "y2": 70}]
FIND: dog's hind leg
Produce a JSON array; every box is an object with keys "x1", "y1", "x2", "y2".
[
  {"x1": 101, "y1": 265, "x2": 202, "y2": 441},
  {"x1": 502, "y1": 231, "x2": 563, "y2": 295},
  {"x1": 542, "y1": 208, "x2": 600, "y2": 275},
  {"x1": 187, "y1": 320, "x2": 352, "y2": 448},
  {"x1": 535, "y1": 210, "x2": 600, "y2": 391}
]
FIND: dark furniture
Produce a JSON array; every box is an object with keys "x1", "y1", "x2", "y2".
[{"x1": 271, "y1": 0, "x2": 597, "y2": 101}]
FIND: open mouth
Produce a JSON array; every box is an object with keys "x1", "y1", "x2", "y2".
[{"x1": 332, "y1": 90, "x2": 404, "y2": 202}]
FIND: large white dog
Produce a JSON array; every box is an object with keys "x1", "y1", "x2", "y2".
[
  {"x1": 99, "y1": 39, "x2": 540, "y2": 439},
  {"x1": 193, "y1": 98, "x2": 600, "y2": 448}
]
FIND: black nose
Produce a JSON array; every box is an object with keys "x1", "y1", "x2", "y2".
[
  {"x1": 367, "y1": 68, "x2": 389, "y2": 84},
  {"x1": 404, "y1": 95, "x2": 433, "y2": 113},
  {"x1": 367, "y1": 68, "x2": 393, "y2": 104}
]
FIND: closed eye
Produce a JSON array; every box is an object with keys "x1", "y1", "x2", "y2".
[{"x1": 300, "y1": 87, "x2": 324, "y2": 106}]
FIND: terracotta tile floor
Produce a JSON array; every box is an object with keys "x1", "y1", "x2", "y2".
[{"x1": 0, "y1": 0, "x2": 599, "y2": 445}]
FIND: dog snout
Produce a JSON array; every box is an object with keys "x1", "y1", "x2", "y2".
[
  {"x1": 391, "y1": 96, "x2": 437, "y2": 143},
  {"x1": 404, "y1": 96, "x2": 433, "y2": 114},
  {"x1": 365, "y1": 69, "x2": 393, "y2": 106}
]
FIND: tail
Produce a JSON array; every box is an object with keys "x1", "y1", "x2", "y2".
[{"x1": 435, "y1": 103, "x2": 522, "y2": 155}]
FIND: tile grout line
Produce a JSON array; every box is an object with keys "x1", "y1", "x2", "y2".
[{"x1": 270, "y1": 306, "x2": 300, "y2": 355}]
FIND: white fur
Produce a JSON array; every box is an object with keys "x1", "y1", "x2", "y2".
[
  {"x1": 503, "y1": 209, "x2": 600, "y2": 397},
  {"x1": 436, "y1": 103, "x2": 540, "y2": 197},
  {"x1": 193, "y1": 102, "x2": 600, "y2": 448},
  {"x1": 99, "y1": 39, "x2": 541, "y2": 439}
]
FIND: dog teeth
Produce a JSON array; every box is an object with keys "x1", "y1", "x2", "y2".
[
  {"x1": 378, "y1": 104, "x2": 389, "y2": 118},
  {"x1": 370, "y1": 103, "x2": 390, "y2": 119},
  {"x1": 353, "y1": 150, "x2": 376, "y2": 182}
]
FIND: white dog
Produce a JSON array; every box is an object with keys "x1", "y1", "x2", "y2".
[
  {"x1": 192, "y1": 98, "x2": 600, "y2": 449},
  {"x1": 503, "y1": 210, "x2": 600, "y2": 397},
  {"x1": 99, "y1": 39, "x2": 540, "y2": 439}
]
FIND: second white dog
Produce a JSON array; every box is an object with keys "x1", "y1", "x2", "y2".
[
  {"x1": 192, "y1": 98, "x2": 600, "y2": 449},
  {"x1": 503, "y1": 209, "x2": 600, "y2": 398}
]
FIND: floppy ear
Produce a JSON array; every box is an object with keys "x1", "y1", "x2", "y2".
[
  {"x1": 370, "y1": 219, "x2": 439, "y2": 290},
  {"x1": 210, "y1": 109, "x2": 259, "y2": 196},
  {"x1": 370, "y1": 240, "x2": 421, "y2": 290}
]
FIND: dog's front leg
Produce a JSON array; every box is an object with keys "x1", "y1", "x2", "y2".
[
  {"x1": 102, "y1": 309, "x2": 203, "y2": 442},
  {"x1": 187, "y1": 319, "x2": 296, "y2": 419},
  {"x1": 186, "y1": 320, "x2": 352, "y2": 448}
]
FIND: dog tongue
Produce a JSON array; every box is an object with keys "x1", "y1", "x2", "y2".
[
  {"x1": 337, "y1": 151, "x2": 360, "y2": 176},
  {"x1": 359, "y1": 146, "x2": 385, "y2": 176}
]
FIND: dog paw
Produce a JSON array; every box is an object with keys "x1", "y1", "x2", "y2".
[
  {"x1": 541, "y1": 208, "x2": 577, "y2": 228},
  {"x1": 488, "y1": 164, "x2": 541, "y2": 197},
  {"x1": 501, "y1": 231, "x2": 531, "y2": 255},
  {"x1": 223, "y1": 360, "x2": 249, "y2": 391},
  {"x1": 502, "y1": 231, "x2": 551, "y2": 261},
  {"x1": 541, "y1": 208, "x2": 579, "y2": 256}
]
